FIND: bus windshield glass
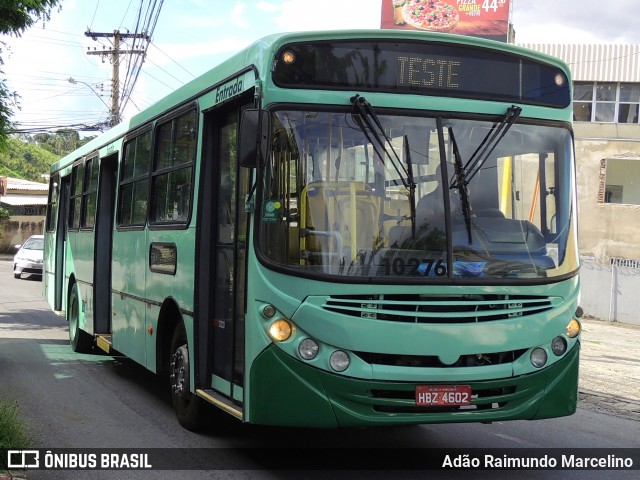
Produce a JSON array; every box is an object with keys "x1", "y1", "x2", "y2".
[{"x1": 258, "y1": 109, "x2": 578, "y2": 281}]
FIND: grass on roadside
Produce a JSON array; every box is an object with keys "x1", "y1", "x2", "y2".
[{"x1": 0, "y1": 397, "x2": 31, "y2": 472}]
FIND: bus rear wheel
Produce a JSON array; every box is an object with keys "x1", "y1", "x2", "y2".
[
  {"x1": 68, "y1": 283, "x2": 93, "y2": 353},
  {"x1": 169, "y1": 322, "x2": 204, "y2": 431}
]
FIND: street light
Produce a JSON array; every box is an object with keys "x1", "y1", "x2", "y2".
[{"x1": 68, "y1": 77, "x2": 117, "y2": 126}]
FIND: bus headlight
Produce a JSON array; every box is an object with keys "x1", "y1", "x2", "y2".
[
  {"x1": 329, "y1": 350, "x2": 350, "y2": 372},
  {"x1": 551, "y1": 336, "x2": 568, "y2": 356},
  {"x1": 269, "y1": 319, "x2": 293, "y2": 342},
  {"x1": 298, "y1": 338, "x2": 319, "y2": 360},
  {"x1": 530, "y1": 348, "x2": 548, "y2": 368}
]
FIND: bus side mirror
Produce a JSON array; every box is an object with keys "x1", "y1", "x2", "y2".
[{"x1": 239, "y1": 109, "x2": 270, "y2": 168}]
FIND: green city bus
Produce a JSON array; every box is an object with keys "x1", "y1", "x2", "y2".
[{"x1": 44, "y1": 29, "x2": 582, "y2": 430}]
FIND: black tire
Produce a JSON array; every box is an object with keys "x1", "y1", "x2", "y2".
[
  {"x1": 13, "y1": 264, "x2": 20, "y2": 279},
  {"x1": 68, "y1": 283, "x2": 93, "y2": 353},
  {"x1": 169, "y1": 322, "x2": 205, "y2": 431}
]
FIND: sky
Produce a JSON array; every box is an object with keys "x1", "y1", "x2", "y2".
[{"x1": 2, "y1": 0, "x2": 640, "y2": 135}]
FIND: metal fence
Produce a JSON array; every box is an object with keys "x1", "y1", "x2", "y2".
[{"x1": 579, "y1": 256, "x2": 640, "y2": 325}]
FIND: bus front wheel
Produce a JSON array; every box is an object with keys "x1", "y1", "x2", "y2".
[
  {"x1": 169, "y1": 322, "x2": 204, "y2": 431},
  {"x1": 68, "y1": 283, "x2": 93, "y2": 353}
]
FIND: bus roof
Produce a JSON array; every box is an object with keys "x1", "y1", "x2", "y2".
[{"x1": 51, "y1": 29, "x2": 570, "y2": 172}]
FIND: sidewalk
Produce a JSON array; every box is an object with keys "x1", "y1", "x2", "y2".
[
  {"x1": 0, "y1": 473, "x2": 25, "y2": 480},
  {"x1": 578, "y1": 317, "x2": 640, "y2": 421}
]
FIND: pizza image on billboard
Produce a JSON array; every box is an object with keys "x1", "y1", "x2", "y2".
[
  {"x1": 381, "y1": 0, "x2": 512, "y2": 43},
  {"x1": 402, "y1": 0, "x2": 460, "y2": 32}
]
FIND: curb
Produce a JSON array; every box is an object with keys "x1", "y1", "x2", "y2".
[{"x1": 0, "y1": 473, "x2": 27, "y2": 480}]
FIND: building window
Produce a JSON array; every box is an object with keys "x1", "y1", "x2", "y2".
[
  {"x1": 599, "y1": 157, "x2": 640, "y2": 205},
  {"x1": 573, "y1": 83, "x2": 593, "y2": 121},
  {"x1": 594, "y1": 83, "x2": 616, "y2": 122},
  {"x1": 573, "y1": 82, "x2": 640, "y2": 124},
  {"x1": 7, "y1": 205, "x2": 46, "y2": 216},
  {"x1": 618, "y1": 84, "x2": 640, "y2": 123}
]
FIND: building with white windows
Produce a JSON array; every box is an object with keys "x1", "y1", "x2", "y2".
[
  {"x1": 0, "y1": 176, "x2": 47, "y2": 251},
  {"x1": 522, "y1": 44, "x2": 640, "y2": 262},
  {"x1": 522, "y1": 44, "x2": 640, "y2": 323}
]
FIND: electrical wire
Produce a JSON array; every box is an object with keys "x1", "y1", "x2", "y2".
[
  {"x1": 6, "y1": 0, "x2": 199, "y2": 132},
  {"x1": 119, "y1": 0, "x2": 165, "y2": 115}
]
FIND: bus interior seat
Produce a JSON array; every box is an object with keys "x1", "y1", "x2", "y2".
[{"x1": 300, "y1": 181, "x2": 380, "y2": 263}]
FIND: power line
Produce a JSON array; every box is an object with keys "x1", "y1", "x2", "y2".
[
  {"x1": 120, "y1": 0, "x2": 165, "y2": 115},
  {"x1": 142, "y1": 56, "x2": 185, "y2": 87},
  {"x1": 83, "y1": 0, "x2": 166, "y2": 126},
  {"x1": 89, "y1": 0, "x2": 100, "y2": 31},
  {"x1": 84, "y1": 29, "x2": 149, "y2": 126},
  {"x1": 4, "y1": 0, "x2": 181, "y2": 133},
  {"x1": 149, "y1": 41, "x2": 196, "y2": 79}
]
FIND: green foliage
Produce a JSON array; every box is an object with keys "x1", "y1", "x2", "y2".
[
  {"x1": 0, "y1": 136, "x2": 58, "y2": 182},
  {"x1": 0, "y1": 70, "x2": 15, "y2": 150},
  {"x1": 0, "y1": 0, "x2": 61, "y2": 36},
  {"x1": 0, "y1": 0, "x2": 63, "y2": 147},
  {"x1": 0, "y1": 398, "x2": 31, "y2": 471},
  {"x1": 18, "y1": 130, "x2": 97, "y2": 156},
  {"x1": 0, "y1": 131, "x2": 94, "y2": 181}
]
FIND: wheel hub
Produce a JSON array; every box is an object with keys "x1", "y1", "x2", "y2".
[{"x1": 170, "y1": 344, "x2": 190, "y2": 404}]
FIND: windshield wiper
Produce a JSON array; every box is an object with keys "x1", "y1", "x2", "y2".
[
  {"x1": 350, "y1": 94, "x2": 417, "y2": 237},
  {"x1": 449, "y1": 127, "x2": 473, "y2": 244},
  {"x1": 450, "y1": 105, "x2": 522, "y2": 190},
  {"x1": 448, "y1": 105, "x2": 522, "y2": 244},
  {"x1": 403, "y1": 135, "x2": 417, "y2": 238}
]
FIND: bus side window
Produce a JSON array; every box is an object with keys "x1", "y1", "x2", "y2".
[
  {"x1": 46, "y1": 174, "x2": 60, "y2": 232},
  {"x1": 151, "y1": 109, "x2": 196, "y2": 224},
  {"x1": 69, "y1": 163, "x2": 84, "y2": 230},
  {"x1": 119, "y1": 131, "x2": 151, "y2": 227}
]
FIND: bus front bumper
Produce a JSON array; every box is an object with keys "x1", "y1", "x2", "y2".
[{"x1": 248, "y1": 342, "x2": 580, "y2": 427}]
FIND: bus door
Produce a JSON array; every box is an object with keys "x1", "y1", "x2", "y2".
[
  {"x1": 196, "y1": 104, "x2": 250, "y2": 403},
  {"x1": 94, "y1": 153, "x2": 118, "y2": 334},
  {"x1": 53, "y1": 175, "x2": 71, "y2": 312}
]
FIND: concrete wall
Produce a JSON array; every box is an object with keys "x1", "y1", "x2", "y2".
[
  {"x1": 0, "y1": 219, "x2": 44, "y2": 253},
  {"x1": 574, "y1": 123, "x2": 640, "y2": 261},
  {"x1": 580, "y1": 257, "x2": 640, "y2": 325}
]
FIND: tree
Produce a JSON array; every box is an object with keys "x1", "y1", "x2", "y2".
[
  {"x1": 0, "y1": 137, "x2": 58, "y2": 182},
  {"x1": 0, "y1": 206, "x2": 9, "y2": 241},
  {"x1": 0, "y1": 0, "x2": 62, "y2": 148},
  {"x1": 18, "y1": 130, "x2": 97, "y2": 156}
]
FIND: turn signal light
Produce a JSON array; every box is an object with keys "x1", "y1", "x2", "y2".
[{"x1": 566, "y1": 319, "x2": 581, "y2": 338}]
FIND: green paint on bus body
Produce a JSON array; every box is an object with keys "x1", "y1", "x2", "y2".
[
  {"x1": 43, "y1": 29, "x2": 579, "y2": 429},
  {"x1": 248, "y1": 342, "x2": 579, "y2": 427}
]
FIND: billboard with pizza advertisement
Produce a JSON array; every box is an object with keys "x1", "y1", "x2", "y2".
[{"x1": 381, "y1": 0, "x2": 512, "y2": 43}]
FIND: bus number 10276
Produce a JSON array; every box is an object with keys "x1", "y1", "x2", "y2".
[{"x1": 380, "y1": 257, "x2": 447, "y2": 276}]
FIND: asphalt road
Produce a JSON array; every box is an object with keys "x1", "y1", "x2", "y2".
[
  {"x1": 577, "y1": 317, "x2": 640, "y2": 422},
  {"x1": 0, "y1": 259, "x2": 638, "y2": 479}
]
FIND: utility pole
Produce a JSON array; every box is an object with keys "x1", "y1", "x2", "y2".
[{"x1": 84, "y1": 30, "x2": 149, "y2": 127}]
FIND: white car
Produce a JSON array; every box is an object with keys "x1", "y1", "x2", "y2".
[{"x1": 13, "y1": 234, "x2": 44, "y2": 279}]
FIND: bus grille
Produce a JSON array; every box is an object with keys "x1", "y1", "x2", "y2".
[
  {"x1": 353, "y1": 349, "x2": 527, "y2": 368},
  {"x1": 322, "y1": 293, "x2": 554, "y2": 323}
]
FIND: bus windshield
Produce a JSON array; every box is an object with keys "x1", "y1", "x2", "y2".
[{"x1": 258, "y1": 108, "x2": 578, "y2": 281}]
